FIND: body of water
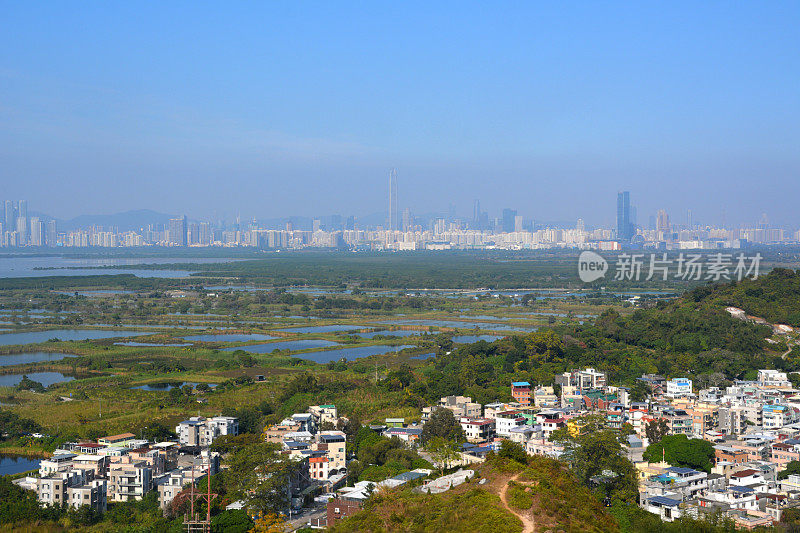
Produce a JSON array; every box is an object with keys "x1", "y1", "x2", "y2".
[
  {"x1": 114, "y1": 342, "x2": 192, "y2": 347},
  {"x1": 0, "y1": 329, "x2": 151, "y2": 345},
  {"x1": 383, "y1": 319, "x2": 536, "y2": 332},
  {"x1": 224, "y1": 339, "x2": 340, "y2": 353},
  {"x1": 0, "y1": 372, "x2": 74, "y2": 388},
  {"x1": 293, "y1": 344, "x2": 415, "y2": 363},
  {"x1": 356, "y1": 330, "x2": 422, "y2": 339},
  {"x1": 457, "y1": 315, "x2": 511, "y2": 321},
  {"x1": 0, "y1": 455, "x2": 41, "y2": 476},
  {"x1": 0, "y1": 256, "x2": 239, "y2": 278},
  {"x1": 452, "y1": 335, "x2": 503, "y2": 343},
  {"x1": 0, "y1": 352, "x2": 77, "y2": 367},
  {"x1": 183, "y1": 334, "x2": 278, "y2": 343},
  {"x1": 133, "y1": 381, "x2": 217, "y2": 391},
  {"x1": 277, "y1": 325, "x2": 369, "y2": 334}
]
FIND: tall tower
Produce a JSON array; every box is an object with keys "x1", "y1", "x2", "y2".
[
  {"x1": 616, "y1": 191, "x2": 631, "y2": 242},
  {"x1": 387, "y1": 168, "x2": 398, "y2": 231}
]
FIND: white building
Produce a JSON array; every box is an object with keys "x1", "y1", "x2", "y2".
[
  {"x1": 665, "y1": 378, "x2": 693, "y2": 398},
  {"x1": 494, "y1": 411, "x2": 526, "y2": 437},
  {"x1": 758, "y1": 370, "x2": 791, "y2": 388},
  {"x1": 176, "y1": 416, "x2": 238, "y2": 446}
]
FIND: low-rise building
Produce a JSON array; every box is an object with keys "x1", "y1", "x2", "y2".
[
  {"x1": 494, "y1": 411, "x2": 526, "y2": 437},
  {"x1": 665, "y1": 378, "x2": 693, "y2": 398},
  {"x1": 511, "y1": 382, "x2": 531, "y2": 406},
  {"x1": 459, "y1": 418, "x2": 496, "y2": 443},
  {"x1": 107, "y1": 460, "x2": 153, "y2": 502}
]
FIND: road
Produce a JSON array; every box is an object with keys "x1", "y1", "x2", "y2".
[{"x1": 285, "y1": 506, "x2": 327, "y2": 531}]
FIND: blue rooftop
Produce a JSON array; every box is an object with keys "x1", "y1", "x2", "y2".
[
  {"x1": 512, "y1": 381, "x2": 531, "y2": 387},
  {"x1": 666, "y1": 466, "x2": 700, "y2": 475},
  {"x1": 648, "y1": 496, "x2": 681, "y2": 507},
  {"x1": 729, "y1": 485, "x2": 755, "y2": 493}
]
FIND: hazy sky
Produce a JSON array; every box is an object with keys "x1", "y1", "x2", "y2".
[{"x1": 1, "y1": 2, "x2": 799, "y2": 227}]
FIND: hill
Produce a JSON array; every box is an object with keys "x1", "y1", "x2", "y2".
[
  {"x1": 329, "y1": 456, "x2": 618, "y2": 533},
  {"x1": 684, "y1": 267, "x2": 800, "y2": 327}
]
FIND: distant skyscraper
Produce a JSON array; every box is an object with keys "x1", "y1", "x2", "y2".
[
  {"x1": 687, "y1": 209, "x2": 693, "y2": 230},
  {"x1": 16, "y1": 216, "x2": 28, "y2": 244},
  {"x1": 29, "y1": 217, "x2": 43, "y2": 246},
  {"x1": 188, "y1": 223, "x2": 200, "y2": 245},
  {"x1": 5, "y1": 200, "x2": 16, "y2": 235},
  {"x1": 501, "y1": 208, "x2": 517, "y2": 233},
  {"x1": 514, "y1": 215, "x2": 524, "y2": 232},
  {"x1": 616, "y1": 191, "x2": 633, "y2": 242},
  {"x1": 168, "y1": 215, "x2": 187, "y2": 246},
  {"x1": 387, "y1": 168, "x2": 398, "y2": 231},
  {"x1": 46, "y1": 220, "x2": 57, "y2": 246},
  {"x1": 473, "y1": 200, "x2": 481, "y2": 224},
  {"x1": 576, "y1": 218, "x2": 585, "y2": 232},
  {"x1": 402, "y1": 208, "x2": 411, "y2": 232},
  {"x1": 199, "y1": 222, "x2": 211, "y2": 245},
  {"x1": 656, "y1": 209, "x2": 671, "y2": 235}
]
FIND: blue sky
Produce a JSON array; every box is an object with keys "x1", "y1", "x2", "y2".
[{"x1": 1, "y1": 2, "x2": 798, "y2": 227}]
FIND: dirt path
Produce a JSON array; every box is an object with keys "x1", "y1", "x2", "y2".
[{"x1": 499, "y1": 473, "x2": 535, "y2": 533}]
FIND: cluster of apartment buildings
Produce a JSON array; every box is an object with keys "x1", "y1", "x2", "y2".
[
  {"x1": 262, "y1": 405, "x2": 349, "y2": 493},
  {"x1": 13, "y1": 416, "x2": 236, "y2": 513},
  {"x1": 409, "y1": 368, "x2": 800, "y2": 528}
]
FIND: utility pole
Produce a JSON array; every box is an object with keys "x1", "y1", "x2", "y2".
[{"x1": 183, "y1": 455, "x2": 217, "y2": 533}]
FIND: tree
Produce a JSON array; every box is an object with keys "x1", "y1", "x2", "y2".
[
  {"x1": 778, "y1": 460, "x2": 800, "y2": 480},
  {"x1": 427, "y1": 437, "x2": 461, "y2": 475},
  {"x1": 628, "y1": 381, "x2": 650, "y2": 402},
  {"x1": 226, "y1": 442, "x2": 303, "y2": 515},
  {"x1": 211, "y1": 509, "x2": 253, "y2": 532},
  {"x1": 556, "y1": 425, "x2": 638, "y2": 504},
  {"x1": 644, "y1": 419, "x2": 669, "y2": 444},
  {"x1": 498, "y1": 440, "x2": 528, "y2": 465},
  {"x1": 249, "y1": 512, "x2": 286, "y2": 532},
  {"x1": 642, "y1": 434, "x2": 715, "y2": 473},
  {"x1": 420, "y1": 407, "x2": 465, "y2": 445}
]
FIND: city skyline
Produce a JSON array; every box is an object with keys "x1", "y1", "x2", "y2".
[
  {"x1": 2, "y1": 4, "x2": 799, "y2": 225},
  {"x1": 2, "y1": 193, "x2": 798, "y2": 250}
]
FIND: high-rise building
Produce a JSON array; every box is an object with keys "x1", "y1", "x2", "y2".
[
  {"x1": 501, "y1": 208, "x2": 517, "y2": 233},
  {"x1": 16, "y1": 216, "x2": 28, "y2": 244},
  {"x1": 387, "y1": 168, "x2": 398, "y2": 231},
  {"x1": 514, "y1": 215, "x2": 524, "y2": 232},
  {"x1": 199, "y1": 222, "x2": 211, "y2": 245},
  {"x1": 46, "y1": 220, "x2": 57, "y2": 246},
  {"x1": 5, "y1": 200, "x2": 16, "y2": 236},
  {"x1": 656, "y1": 209, "x2": 671, "y2": 235},
  {"x1": 402, "y1": 208, "x2": 412, "y2": 232},
  {"x1": 576, "y1": 219, "x2": 585, "y2": 233},
  {"x1": 29, "y1": 217, "x2": 43, "y2": 246},
  {"x1": 168, "y1": 216, "x2": 187, "y2": 246},
  {"x1": 188, "y1": 223, "x2": 200, "y2": 245},
  {"x1": 616, "y1": 191, "x2": 633, "y2": 242}
]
